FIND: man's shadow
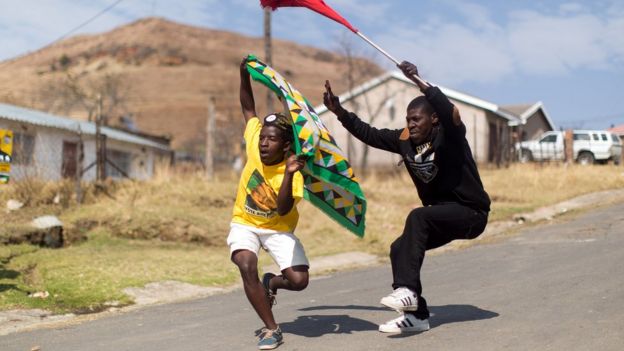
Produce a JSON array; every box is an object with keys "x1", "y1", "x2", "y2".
[
  {"x1": 428, "y1": 304, "x2": 499, "y2": 328},
  {"x1": 278, "y1": 304, "x2": 498, "y2": 338},
  {"x1": 278, "y1": 314, "x2": 379, "y2": 337}
]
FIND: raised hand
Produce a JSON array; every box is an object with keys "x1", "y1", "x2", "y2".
[
  {"x1": 323, "y1": 80, "x2": 346, "y2": 116},
  {"x1": 240, "y1": 57, "x2": 250, "y2": 77},
  {"x1": 285, "y1": 153, "x2": 306, "y2": 174},
  {"x1": 398, "y1": 61, "x2": 419, "y2": 78},
  {"x1": 398, "y1": 61, "x2": 430, "y2": 91},
  {"x1": 239, "y1": 56, "x2": 256, "y2": 121}
]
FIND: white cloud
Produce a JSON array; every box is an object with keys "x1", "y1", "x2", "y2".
[
  {"x1": 508, "y1": 10, "x2": 611, "y2": 74},
  {"x1": 0, "y1": 0, "x2": 230, "y2": 60},
  {"x1": 450, "y1": 1, "x2": 498, "y2": 31},
  {"x1": 375, "y1": 2, "x2": 624, "y2": 85},
  {"x1": 329, "y1": 0, "x2": 392, "y2": 23},
  {"x1": 559, "y1": 2, "x2": 586, "y2": 14},
  {"x1": 377, "y1": 23, "x2": 513, "y2": 85}
]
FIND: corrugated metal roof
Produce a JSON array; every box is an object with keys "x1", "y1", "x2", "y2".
[
  {"x1": 0, "y1": 102, "x2": 170, "y2": 151},
  {"x1": 608, "y1": 124, "x2": 624, "y2": 136}
]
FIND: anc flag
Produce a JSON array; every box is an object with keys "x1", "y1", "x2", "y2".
[{"x1": 245, "y1": 54, "x2": 366, "y2": 237}]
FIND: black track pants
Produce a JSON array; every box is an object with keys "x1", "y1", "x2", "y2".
[{"x1": 389, "y1": 202, "x2": 488, "y2": 319}]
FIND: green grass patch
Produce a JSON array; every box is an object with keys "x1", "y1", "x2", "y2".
[{"x1": 0, "y1": 229, "x2": 245, "y2": 313}]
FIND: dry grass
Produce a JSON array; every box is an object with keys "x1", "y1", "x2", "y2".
[
  {"x1": 1, "y1": 163, "x2": 623, "y2": 312},
  {"x1": 481, "y1": 163, "x2": 624, "y2": 221}
]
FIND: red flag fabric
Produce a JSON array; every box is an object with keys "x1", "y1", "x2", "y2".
[{"x1": 261, "y1": 0, "x2": 358, "y2": 33}]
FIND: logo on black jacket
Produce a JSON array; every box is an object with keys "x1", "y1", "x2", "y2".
[{"x1": 404, "y1": 142, "x2": 438, "y2": 183}]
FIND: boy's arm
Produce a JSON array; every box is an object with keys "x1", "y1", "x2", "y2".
[
  {"x1": 323, "y1": 80, "x2": 401, "y2": 154},
  {"x1": 277, "y1": 154, "x2": 305, "y2": 216},
  {"x1": 240, "y1": 57, "x2": 257, "y2": 122},
  {"x1": 398, "y1": 61, "x2": 465, "y2": 139}
]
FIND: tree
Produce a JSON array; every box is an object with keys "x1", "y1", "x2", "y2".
[
  {"x1": 38, "y1": 71, "x2": 132, "y2": 125},
  {"x1": 335, "y1": 34, "x2": 397, "y2": 175}
]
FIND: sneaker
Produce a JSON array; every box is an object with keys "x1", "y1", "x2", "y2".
[
  {"x1": 378, "y1": 313, "x2": 430, "y2": 333},
  {"x1": 380, "y1": 287, "x2": 418, "y2": 311},
  {"x1": 257, "y1": 327, "x2": 283, "y2": 350},
  {"x1": 262, "y1": 273, "x2": 277, "y2": 307}
]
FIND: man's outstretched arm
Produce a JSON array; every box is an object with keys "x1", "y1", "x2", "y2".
[
  {"x1": 398, "y1": 61, "x2": 465, "y2": 135},
  {"x1": 240, "y1": 57, "x2": 257, "y2": 122}
]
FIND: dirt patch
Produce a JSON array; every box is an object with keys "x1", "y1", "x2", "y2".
[
  {"x1": 123, "y1": 281, "x2": 226, "y2": 306},
  {"x1": 0, "y1": 309, "x2": 75, "y2": 336}
]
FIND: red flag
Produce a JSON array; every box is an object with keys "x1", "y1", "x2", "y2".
[{"x1": 261, "y1": 0, "x2": 358, "y2": 33}]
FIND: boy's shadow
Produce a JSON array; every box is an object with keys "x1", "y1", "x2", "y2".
[{"x1": 278, "y1": 304, "x2": 498, "y2": 338}]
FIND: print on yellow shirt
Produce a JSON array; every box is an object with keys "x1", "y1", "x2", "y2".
[{"x1": 245, "y1": 169, "x2": 278, "y2": 218}]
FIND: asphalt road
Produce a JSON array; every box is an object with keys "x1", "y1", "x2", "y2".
[{"x1": 4, "y1": 202, "x2": 624, "y2": 351}]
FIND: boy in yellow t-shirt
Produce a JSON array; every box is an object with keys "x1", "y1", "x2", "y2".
[{"x1": 227, "y1": 58, "x2": 308, "y2": 350}]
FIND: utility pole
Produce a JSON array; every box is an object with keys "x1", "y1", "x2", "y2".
[
  {"x1": 75, "y1": 124, "x2": 84, "y2": 204},
  {"x1": 95, "y1": 94, "x2": 105, "y2": 181},
  {"x1": 264, "y1": 7, "x2": 273, "y2": 112},
  {"x1": 205, "y1": 96, "x2": 216, "y2": 180}
]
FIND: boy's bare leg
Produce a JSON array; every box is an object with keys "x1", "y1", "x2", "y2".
[
  {"x1": 231, "y1": 250, "x2": 278, "y2": 330},
  {"x1": 268, "y1": 265, "x2": 309, "y2": 292}
]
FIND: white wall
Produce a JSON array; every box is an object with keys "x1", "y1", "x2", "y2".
[{"x1": 0, "y1": 119, "x2": 163, "y2": 181}]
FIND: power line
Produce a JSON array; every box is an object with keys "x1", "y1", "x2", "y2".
[
  {"x1": 0, "y1": 0, "x2": 126, "y2": 68},
  {"x1": 46, "y1": 0, "x2": 127, "y2": 48}
]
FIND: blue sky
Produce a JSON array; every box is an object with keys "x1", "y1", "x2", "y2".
[{"x1": 1, "y1": 0, "x2": 623, "y2": 130}]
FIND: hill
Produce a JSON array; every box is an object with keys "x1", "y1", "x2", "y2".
[{"x1": 0, "y1": 17, "x2": 383, "y2": 158}]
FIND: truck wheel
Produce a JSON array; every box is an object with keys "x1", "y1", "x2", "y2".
[
  {"x1": 577, "y1": 152, "x2": 595, "y2": 165},
  {"x1": 519, "y1": 149, "x2": 533, "y2": 163}
]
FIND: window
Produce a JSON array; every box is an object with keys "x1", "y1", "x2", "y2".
[
  {"x1": 592, "y1": 133, "x2": 600, "y2": 141},
  {"x1": 540, "y1": 134, "x2": 557, "y2": 143},
  {"x1": 573, "y1": 133, "x2": 590, "y2": 141},
  {"x1": 601, "y1": 134, "x2": 608, "y2": 141},
  {"x1": 612, "y1": 134, "x2": 622, "y2": 144},
  {"x1": 12, "y1": 132, "x2": 35, "y2": 165},
  {"x1": 106, "y1": 149, "x2": 131, "y2": 178}
]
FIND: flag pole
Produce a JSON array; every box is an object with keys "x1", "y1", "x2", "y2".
[{"x1": 355, "y1": 31, "x2": 428, "y2": 86}]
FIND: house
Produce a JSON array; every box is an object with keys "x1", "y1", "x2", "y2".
[
  {"x1": 608, "y1": 124, "x2": 624, "y2": 141},
  {"x1": 315, "y1": 71, "x2": 555, "y2": 167},
  {"x1": 500, "y1": 102, "x2": 556, "y2": 141},
  {"x1": 0, "y1": 102, "x2": 171, "y2": 182}
]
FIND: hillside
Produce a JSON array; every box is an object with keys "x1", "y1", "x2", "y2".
[{"x1": 0, "y1": 17, "x2": 383, "y2": 157}]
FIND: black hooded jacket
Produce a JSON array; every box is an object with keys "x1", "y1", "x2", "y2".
[{"x1": 336, "y1": 86, "x2": 490, "y2": 212}]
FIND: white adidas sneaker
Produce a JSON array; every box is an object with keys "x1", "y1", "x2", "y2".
[
  {"x1": 380, "y1": 287, "x2": 418, "y2": 311},
  {"x1": 378, "y1": 313, "x2": 430, "y2": 333}
]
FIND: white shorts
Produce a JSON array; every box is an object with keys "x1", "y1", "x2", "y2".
[{"x1": 227, "y1": 223, "x2": 310, "y2": 271}]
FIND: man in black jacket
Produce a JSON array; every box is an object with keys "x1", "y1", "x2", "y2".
[{"x1": 323, "y1": 61, "x2": 490, "y2": 333}]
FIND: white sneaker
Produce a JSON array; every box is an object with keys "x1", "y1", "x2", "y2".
[
  {"x1": 380, "y1": 287, "x2": 418, "y2": 311},
  {"x1": 378, "y1": 313, "x2": 430, "y2": 333}
]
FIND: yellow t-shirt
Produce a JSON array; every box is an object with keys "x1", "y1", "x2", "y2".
[{"x1": 231, "y1": 117, "x2": 303, "y2": 232}]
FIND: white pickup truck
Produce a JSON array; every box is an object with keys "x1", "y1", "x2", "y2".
[{"x1": 517, "y1": 130, "x2": 622, "y2": 165}]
